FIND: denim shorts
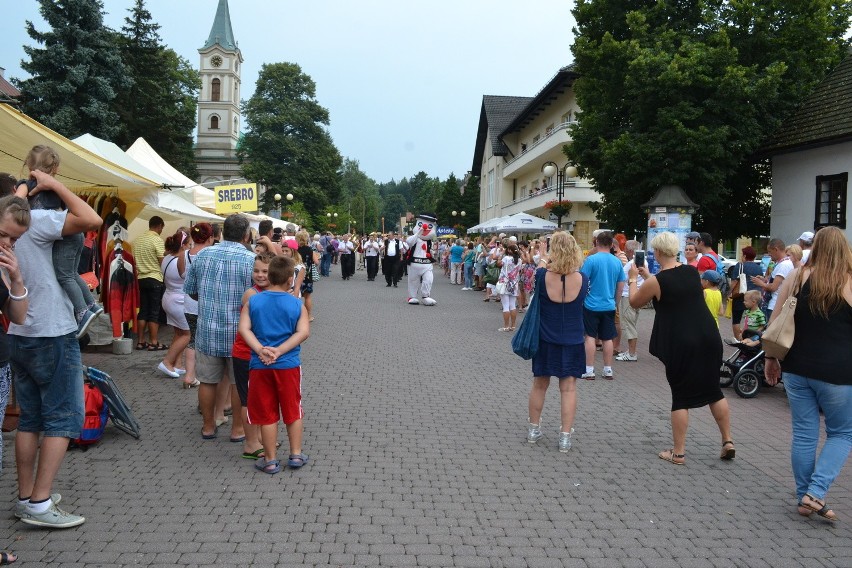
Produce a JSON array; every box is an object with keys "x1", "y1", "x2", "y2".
[{"x1": 10, "y1": 332, "x2": 84, "y2": 438}]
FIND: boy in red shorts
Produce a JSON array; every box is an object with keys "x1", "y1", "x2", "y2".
[{"x1": 238, "y1": 255, "x2": 310, "y2": 474}]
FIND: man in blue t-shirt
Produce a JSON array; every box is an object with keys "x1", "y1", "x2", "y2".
[
  {"x1": 449, "y1": 239, "x2": 465, "y2": 285},
  {"x1": 580, "y1": 231, "x2": 626, "y2": 380}
]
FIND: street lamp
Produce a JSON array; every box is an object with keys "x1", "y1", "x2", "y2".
[
  {"x1": 451, "y1": 210, "x2": 467, "y2": 233},
  {"x1": 272, "y1": 193, "x2": 282, "y2": 219},
  {"x1": 541, "y1": 162, "x2": 578, "y2": 228}
]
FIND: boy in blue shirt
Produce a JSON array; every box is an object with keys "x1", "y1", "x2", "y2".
[{"x1": 238, "y1": 255, "x2": 310, "y2": 474}]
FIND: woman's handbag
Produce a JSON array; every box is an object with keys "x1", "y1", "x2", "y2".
[
  {"x1": 512, "y1": 271, "x2": 542, "y2": 360},
  {"x1": 761, "y1": 269, "x2": 803, "y2": 361},
  {"x1": 310, "y1": 262, "x2": 321, "y2": 282},
  {"x1": 484, "y1": 264, "x2": 499, "y2": 285},
  {"x1": 495, "y1": 281, "x2": 507, "y2": 295}
]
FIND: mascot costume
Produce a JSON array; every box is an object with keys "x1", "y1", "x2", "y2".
[{"x1": 405, "y1": 213, "x2": 438, "y2": 306}]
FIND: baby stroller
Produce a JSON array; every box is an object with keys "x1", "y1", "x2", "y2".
[{"x1": 720, "y1": 331, "x2": 767, "y2": 398}]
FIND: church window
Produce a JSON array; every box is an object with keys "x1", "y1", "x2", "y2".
[
  {"x1": 212, "y1": 78, "x2": 221, "y2": 102},
  {"x1": 234, "y1": 117, "x2": 238, "y2": 132},
  {"x1": 210, "y1": 115, "x2": 219, "y2": 130}
]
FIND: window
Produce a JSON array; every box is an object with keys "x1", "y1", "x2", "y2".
[
  {"x1": 545, "y1": 123, "x2": 554, "y2": 136},
  {"x1": 210, "y1": 115, "x2": 219, "y2": 130},
  {"x1": 487, "y1": 169, "x2": 495, "y2": 208},
  {"x1": 211, "y1": 78, "x2": 221, "y2": 101},
  {"x1": 815, "y1": 173, "x2": 848, "y2": 229},
  {"x1": 532, "y1": 134, "x2": 540, "y2": 144},
  {"x1": 233, "y1": 116, "x2": 238, "y2": 132},
  {"x1": 521, "y1": 185, "x2": 527, "y2": 198},
  {"x1": 561, "y1": 111, "x2": 571, "y2": 123}
]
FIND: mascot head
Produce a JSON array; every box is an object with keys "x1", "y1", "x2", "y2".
[{"x1": 415, "y1": 213, "x2": 438, "y2": 240}]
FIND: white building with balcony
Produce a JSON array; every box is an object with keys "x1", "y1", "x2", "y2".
[{"x1": 471, "y1": 65, "x2": 601, "y2": 248}]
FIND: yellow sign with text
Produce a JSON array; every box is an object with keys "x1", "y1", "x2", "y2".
[{"x1": 214, "y1": 183, "x2": 258, "y2": 214}]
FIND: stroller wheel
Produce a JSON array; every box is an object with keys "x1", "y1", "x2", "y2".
[
  {"x1": 734, "y1": 370, "x2": 761, "y2": 398},
  {"x1": 720, "y1": 364, "x2": 734, "y2": 388}
]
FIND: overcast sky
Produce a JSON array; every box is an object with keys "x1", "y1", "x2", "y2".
[{"x1": 1, "y1": 0, "x2": 576, "y2": 183}]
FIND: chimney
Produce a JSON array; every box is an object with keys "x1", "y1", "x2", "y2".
[{"x1": 0, "y1": 67, "x2": 5, "y2": 79}]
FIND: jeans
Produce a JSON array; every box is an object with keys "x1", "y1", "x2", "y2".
[
  {"x1": 783, "y1": 372, "x2": 852, "y2": 501},
  {"x1": 53, "y1": 232, "x2": 95, "y2": 318},
  {"x1": 10, "y1": 332, "x2": 84, "y2": 438},
  {"x1": 464, "y1": 264, "x2": 474, "y2": 288},
  {"x1": 320, "y1": 252, "x2": 332, "y2": 276}
]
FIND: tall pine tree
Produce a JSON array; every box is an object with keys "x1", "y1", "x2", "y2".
[
  {"x1": 113, "y1": 0, "x2": 200, "y2": 176},
  {"x1": 16, "y1": 0, "x2": 130, "y2": 140}
]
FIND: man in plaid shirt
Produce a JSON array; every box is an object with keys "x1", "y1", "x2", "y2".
[{"x1": 184, "y1": 214, "x2": 255, "y2": 440}]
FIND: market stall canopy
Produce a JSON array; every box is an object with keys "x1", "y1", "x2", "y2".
[
  {"x1": 126, "y1": 137, "x2": 216, "y2": 211},
  {"x1": 73, "y1": 134, "x2": 222, "y2": 223},
  {"x1": 471, "y1": 215, "x2": 513, "y2": 234},
  {"x1": 0, "y1": 103, "x2": 160, "y2": 204},
  {"x1": 483, "y1": 212, "x2": 557, "y2": 233}
]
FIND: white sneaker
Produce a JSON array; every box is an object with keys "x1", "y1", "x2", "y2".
[
  {"x1": 559, "y1": 429, "x2": 575, "y2": 452},
  {"x1": 527, "y1": 422, "x2": 543, "y2": 444},
  {"x1": 581, "y1": 371, "x2": 596, "y2": 380},
  {"x1": 14, "y1": 493, "x2": 61, "y2": 519},
  {"x1": 20, "y1": 502, "x2": 85, "y2": 528},
  {"x1": 615, "y1": 352, "x2": 638, "y2": 362}
]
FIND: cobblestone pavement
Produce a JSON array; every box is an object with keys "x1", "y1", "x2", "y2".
[{"x1": 1, "y1": 266, "x2": 849, "y2": 567}]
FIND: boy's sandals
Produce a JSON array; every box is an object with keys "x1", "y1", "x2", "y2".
[
  {"x1": 287, "y1": 454, "x2": 309, "y2": 468},
  {"x1": 658, "y1": 448, "x2": 685, "y2": 465},
  {"x1": 800, "y1": 494, "x2": 839, "y2": 521},
  {"x1": 254, "y1": 457, "x2": 281, "y2": 475},
  {"x1": 720, "y1": 441, "x2": 736, "y2": 460}
]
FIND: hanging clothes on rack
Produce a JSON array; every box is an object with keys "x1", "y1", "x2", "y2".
[{"x1": 101, "y1": 243, "x2": 139, "y2": 339}]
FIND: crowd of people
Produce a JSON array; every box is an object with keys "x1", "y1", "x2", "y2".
[{"x1": 0, "y1": 144, "x2": 848, "y2": 564}]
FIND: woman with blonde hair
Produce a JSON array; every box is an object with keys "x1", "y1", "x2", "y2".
[
  {"x1": 765, "y1": 226, "x2": 852, "y2": 521},
  {"x1": 526, "y1": 231, "x2": 587, "y2": 452},
  {"x1": 785, "y1": 244, "x2": 803, "y2": 268},
  {"x1": 628, "y1": 231, "x2": 734, "y2": 465}
]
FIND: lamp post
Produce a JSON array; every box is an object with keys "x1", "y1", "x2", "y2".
[
  {"x1": 541, "y1": 162, "x2": 578, "y2": 228},
  {"x1": 326, "y1": 211, "x2": 338, "y2": 230},
  {"x1": 451, "y1": 210, "x2": 466, "y2": 234},
  {"x1": 273, "y1": 193, "x2": 282, "y2": 219}
]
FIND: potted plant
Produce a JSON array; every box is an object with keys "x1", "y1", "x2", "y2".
[{"x1": 543, "y1": 199, "x2": 573, "y2": 219}]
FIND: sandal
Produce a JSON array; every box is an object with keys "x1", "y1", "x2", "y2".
[
  {"x1": 254, "y1": 457, "x2": 281, "y2": 474},
  {"x1": 148, "y1": 343, "x2": 169, "y2": 351},
  {"x1": 136, "y1": 342, "x2": 148, "y2": 350},
  {"x1": 658, "y1": 448, "x2": 685, "y2": 465},
  {"x1": 0, "y1": 551, "x2": 17, "y2": 565},
  {"x1": 800, "y1": 494, "x2": 838, "y2": 521},
  {"x1": 797, "y1": 501, "x2": 814, "y2": 517},
  {"x1": 720, "y1": 441, "x2": 736, "y2": 460},
  {"x1": 182, "y1": 378, "x2": 200, "y2": 389},
  {"x1": 287, "y1": 454, "x2": 309, "y2": 468}
]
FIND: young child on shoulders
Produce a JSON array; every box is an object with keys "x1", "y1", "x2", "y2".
[
  {"x1": 701, "y1": 270, "x2": 724, "y2": 328},
  {"x1": 15, "y1": 145, "x2": 102, "y2": 338},
  {"x1": 238, "y1": 255, "x2": 310, "y2": 475},
  {"x1": 740, "y1": 290, "x2": 767, "y2": 346}
]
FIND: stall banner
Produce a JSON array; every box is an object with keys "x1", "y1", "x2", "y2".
[
  {"x1": 214, "y1": 183, "x2": 258, "y2": 214},
  {"x1": 436, "y1": 226, "x2": 456, "y2": 236}
]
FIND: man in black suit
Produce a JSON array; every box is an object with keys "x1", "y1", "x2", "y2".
[{"x1": 381, "y1": 232, "x2": 403, "y2": 287}]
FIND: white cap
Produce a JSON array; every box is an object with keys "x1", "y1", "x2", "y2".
[
  {"x1": 509, "y1": 236, "x2": 518, "y2": 242},
  {"x1": 499, "y1": 233, "x2": 506, "y2": 238},
  {"x1": 797, "y1": 231, "x2": 814, "y2": 243}
]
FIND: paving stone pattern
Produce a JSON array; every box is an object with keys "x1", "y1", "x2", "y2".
[{"x1": 1, "y1": 268, "x2": 849, "y2": 567}]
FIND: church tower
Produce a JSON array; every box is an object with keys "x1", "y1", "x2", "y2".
[{"x1": 195, "y1": 0, "x2": 243, "y2": 186}]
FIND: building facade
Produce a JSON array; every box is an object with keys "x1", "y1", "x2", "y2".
[
  {"x1": 761, "y1": 53, "x2": 852, "y2": 243},
  {"x1": 195, "y1": 0, "x2": 243, "y2": 187},
  {"x1": 471, "y1": 66, "x2": 601, "y2": 248}
]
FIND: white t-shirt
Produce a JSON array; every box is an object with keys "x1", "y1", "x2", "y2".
[
  {"x1": 801, "y1": 249, "x2": 811, "y2": 265},
  {"x1": 364, "y1": 240, "x2": 380, "y2": 256},
  {"x1": 8, "y1": 210, "x2": 76, "y2": 337},
  {"x1": 621, "y1": 260, "x2": 644, "y2": 298},
  {"x1": 768, "y1": 258, "x2": 794, "y2": 310}
]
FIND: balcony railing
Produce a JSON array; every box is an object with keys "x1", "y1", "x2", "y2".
[{"x1": 504, "y1": 121, "x2": 576, "y2": 168}]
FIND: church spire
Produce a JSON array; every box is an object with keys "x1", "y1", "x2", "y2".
[{"x1": 201, "y1": 0, "x2": 237, "y2": 51}]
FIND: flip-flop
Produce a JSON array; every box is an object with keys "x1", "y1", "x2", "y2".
[
  {"x1": 242, "y1": 448, "x2": 265, "y2": 460},
  {"x1": 229, "y1": 436, "x2": 246, "y2": 443},
  {"x1": 254, "y1": 458, "x2": 281, "y2": 474},
  {"x1": 201, "y1": 426, "x2": 217, "y2": 440}
]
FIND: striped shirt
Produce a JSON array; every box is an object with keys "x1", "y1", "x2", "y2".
[
  {"x1": 183, "y1": 241, "x2": 255, "y2": 357},
  {"x1": 133, "y1": 230, "x2": 165, "y2": 281}
]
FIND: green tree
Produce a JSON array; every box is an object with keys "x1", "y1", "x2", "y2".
[
  {"x1": 15, "y1": 0, "x2": 131, "y2": 140},
  {"x1": 568, "y1": 0, "x2": 851, "y2": 240},
  {"x1": 382, "y1": 194, "x2": 408, "y2": 230},
  {"x1": 239, "y1": 62, "x2": 342, "y2": 215},
  {"x1": 435, "y1": 173, "x2": 462, "y2": 228},
  {"x1": 112, "y1": 0, "x2": 200, "y2": 176}
]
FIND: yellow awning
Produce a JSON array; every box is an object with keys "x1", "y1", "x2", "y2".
[{"x1": 0, "y1": 103, "x2": 161, "y2": 205}]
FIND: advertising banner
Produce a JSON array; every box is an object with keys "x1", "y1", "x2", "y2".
[{"x1": 214, "y1": 183, "x2": 258, "y2": 214}]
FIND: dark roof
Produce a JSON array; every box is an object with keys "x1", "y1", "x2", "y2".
[
  {"x1": 201, "y1": 0, "x2": 238, "y2": 52},
  {"x1": 500, "y1": 65, "x2": 579, "y2": 136},
  {"x1": 470, "y1": 96, "x2": 533, "y2": 173},
  {"x1": 0, "y1": 74, "x2": 20, "y2": 99},
  {"x1": 641, "y1": 185, "x2": 699, "y2": 209},
  {"x1": 760, "y1": 52, "x2": 852, "y2": 156}
]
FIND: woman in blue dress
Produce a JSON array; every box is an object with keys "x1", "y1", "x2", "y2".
[{"x1": 526, "y1": 232, "x2": 588, "y2": 453}]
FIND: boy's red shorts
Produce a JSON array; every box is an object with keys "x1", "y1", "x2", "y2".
[{"x1": 246, "y1": 366, "x2": 302, "y2": 425}]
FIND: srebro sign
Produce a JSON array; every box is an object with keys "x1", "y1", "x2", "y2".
[{"x1": 214, "y1": 183, "x2": 258, "y2": 214}]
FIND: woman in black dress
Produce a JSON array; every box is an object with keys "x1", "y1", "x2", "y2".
[{"x1": 628, "y1": 231, "x2": 734, "y2": 465}]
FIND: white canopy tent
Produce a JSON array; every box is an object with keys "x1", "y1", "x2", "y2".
[
  {"x1": 72, "y1": 134, "x2": 223, "y2": 224},
  {"x1": 469, "y1": 215, "x2": 513, "y2": 234},
  {"x1": 126, "y1": 137, "x2": 216, "y2": 211},
  {"x1": 482, "y1": 212, "x2": 557, "y2": 233}
]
